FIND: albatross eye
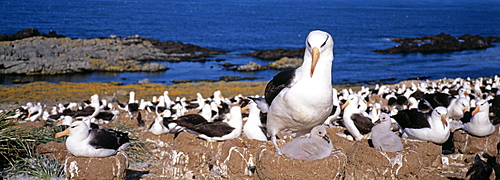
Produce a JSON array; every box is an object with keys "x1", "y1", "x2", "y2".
[
  {"x1": 320, "y1": 36, "x2": 329, "y2": 48},
  {"x1": 307, "y1": 41, "x2": 311, "y2": 47}
]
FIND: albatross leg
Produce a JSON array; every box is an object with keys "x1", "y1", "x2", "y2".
[{"x1": 270, "y1": 135, "x2": 282, "y2": 155}]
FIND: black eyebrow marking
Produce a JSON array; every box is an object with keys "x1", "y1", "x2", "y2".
[
  {"x1": 321, "y1": 35, "x2": 329, "y2": 47},
  {"x1": 307, "y1": 41, "x2": 311, "y2": 47}
]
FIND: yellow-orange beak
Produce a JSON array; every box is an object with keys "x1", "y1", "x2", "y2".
[
  {"x1": 341, "y1": 101, "x2": 350, "y2": 110},
  {"x1": 471, "y1": 106, "x2": 480, "y2": 116},
  {"x1": 462, "y1": 108, "x2": 469, "y2": 113},
  {"x1": 55, "y1": 127, "x2": 70, "y2": 138},
  {"x1": 55, "y1": 121, "x2": 63, "y2": 126},
  {"x1": 441, "y1": 114, "x2": 448, "y2": 126},
  {"x1": 241, "y1": 105, "x2": 249, "y2": 113},
  {"x1": 311, "y1": 47, "x2": 320, "y2": 77}
]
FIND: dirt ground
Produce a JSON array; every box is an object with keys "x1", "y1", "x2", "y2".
[{"x1": 1, "y1": 80, "x2": 497, "y2": 179}]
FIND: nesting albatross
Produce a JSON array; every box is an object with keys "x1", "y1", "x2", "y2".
[
  {"x1": 55, "y1": 121, "x2": 130, "y2": 157},
  {"x1": 265, "y1": 30, "x2": 334, "y2": 154},
  {"x1": 280, "y1": 125, "x2": 333, "y2": 161}
]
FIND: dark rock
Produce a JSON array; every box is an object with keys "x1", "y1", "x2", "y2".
[
  {"x1": 2, "y1": 28, "x2": 40, "y2": 41},
  {"x1": 0, "y1": 28, "x2": 65, "y2": 41},
  {"x1": 219, "y1": 76, "x2": 257, "y2": 82},
  {"x1": 222, "y1": 62, "x2": 237, "y2": 68},
  {"x1": 374, "y1": 33, "x2": 498, "y2": 54},
  {"x1": 171, "y1": 79, "x2": 195, "y2": 84},
  {"x1": 145, "y1": 38, "x2": 222, "y2": 61},
  {"x1": 241, "y1": 48, "x2": 304, "y2": 60}
]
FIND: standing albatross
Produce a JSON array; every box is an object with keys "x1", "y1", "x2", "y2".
[{"x1": 265, "y1": 30, "x2": 334, "y2": 154}]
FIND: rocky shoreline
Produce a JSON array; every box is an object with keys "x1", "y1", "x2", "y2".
[
  {"x1": 2, "y1": 29, "x2": 499, "y2": 77},
  {"x1": 0, "y1": 28, "x2": 222, "y2": 75},
  {"x1": 0, "y1": 28, "x2": 302, "y2": 76}
]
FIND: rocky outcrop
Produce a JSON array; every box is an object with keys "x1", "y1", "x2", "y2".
[
  {"x1": 267, "y1": 57, "x2": 303, "y2": 70},
  {"x1": 236, "y1": 62, "x2": 265, "y2": 71},
  {"x1": 0, "y1": 28, "x2": 65, "y2": 41},
  {"x1": 374, "y1": 33, "x2": 500, "y2": 53},
  {"x1": 64, "y1": 152, "x2": 128, "y2": 180},
  {"x1": 236, "y1": 57, "x2": 303, "y2": 72},
  {"x1": 452, "y1": 128, "x2": 500, "y2": 155},
  {"x1": 241, "y1": 48, "x2": 304, "y2": 60},
  {"x1": 0, "y1": 28, "x2": 222, "y2": 75},
  {"x1": 0, "y1": 36, "x2": 167, "y2": 74}
]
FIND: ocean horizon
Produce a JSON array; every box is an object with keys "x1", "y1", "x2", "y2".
[{"x1": 1, "y1": 0, "x2": 499, "y2": 85}]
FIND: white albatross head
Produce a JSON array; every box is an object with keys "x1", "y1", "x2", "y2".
[{"x1": 304, "y1": 30, "x2": 334, "y2": 77}]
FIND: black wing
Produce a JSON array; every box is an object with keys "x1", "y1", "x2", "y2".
[
  {"x1": 392, "y1": 109, "x2": 430, "y2": 129},
  {"x1": 128, "y1": 102, "x2": 139, "y2": 112},
  {"x1": 190, "y1": 122, "x2": 235, "y2": 137},
  {"x1": 173, "y1": 114, "x2": 208, "y2": 129},
  {"x1": 73, "y1": 106, "x2": 95, "y2": 117},
  {"x1": 465, "y1": 154, "x2": 493, "y2": 179},
  {"x1": 351, "y1": 113, "x2": 374, "y2": 134},
  {"x1": 95, "y1": 111, "x2": 115, "y2": 121},
  {"x1": 89, "y1": 129, "x2": 129, "y2": 150},
  {"x1": 265, "y1": 69, "x2": 296, "y2": 105},
  {"x1": 137, "y1": 111, "x2": 144, "y2": 126},
  {"x1": 423, "y1": 92, "x2": 452, "y2": 108},
  {"x1": 460, "y1": 111, "x2": 473, "y2": 123}
]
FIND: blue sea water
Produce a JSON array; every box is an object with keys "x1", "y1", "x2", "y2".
[{"x1": 1, "y1": 0, "x2": 499, "y2": 85}]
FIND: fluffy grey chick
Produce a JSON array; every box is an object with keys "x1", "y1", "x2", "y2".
[
  {"x1": 280, "y1": 125, "x2": 333, "y2": 161},
  {"x1": 371, "y1": 113, "x2": 404, "y2": 152}
]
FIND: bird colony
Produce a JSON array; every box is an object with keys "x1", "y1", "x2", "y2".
[{"x1": 5, "y1": 30, "x2": 500, "y2": 178}]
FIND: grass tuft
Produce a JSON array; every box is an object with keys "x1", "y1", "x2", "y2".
[
  {"x1": 3, "y1": 153, "x2": 65, "y2": 179},
  {"x1": 0, "y1": 109, "x2": 65, "y2": 179}
]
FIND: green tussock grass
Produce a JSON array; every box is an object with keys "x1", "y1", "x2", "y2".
[
  {"x1": 107, "y1": 121, "x2": 152, "y2": 165},
  {"x1": 126, "y1": 140, "x2": 152, "y2": 165},
  {"x1": 0, "y1": 109, "x2": 66, "y2": 179}
]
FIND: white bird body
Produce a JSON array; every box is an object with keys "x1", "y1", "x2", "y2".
[
  {"x1": 266, "y1": 30, "x2": 334, "y2": 154},
  {"x1": 26, "y1": 102, "x2": 43, "y2": 121},
  {"x1": 280, "y1": 125, "x2": 333, "y2": 161},
  {"x1": 369, "y1": 103, "x2": 382, "y2": 123},
  {"x1": 244, "y1": 101, "x2": 267, "y2": 141},
  {"x1": 324, "y1": 88, "x2": 341, "y2": 125},
  {"x1": 447, "y1": 97, "x2": 470, "y2": 120},
  {"x1": 402, "y1": 107, "x2": 450, "y2": 144},
  {"x1": 200, "y1": 103, "x2": 213, "y2": 122},
  {"x1": 196, "y1": 93, "x2": 205, "y2": 110},
  {"x1": 148, "y1": 115, "x2": 170, "y2": 135},
  {"x1": 55, "y1": 121, "x2": 130, "y2": 157},
  {"x1": 342, "y1": 94, "x2": 373, "y2": 141},
  {"x1": 371, "y1": 113, "x2": 403, "y2": 152},
  {"x1": 268, "y1": 76, "x2": 333, "y2": 134},
  {"x1": 163, "y1": 91, "x2": 172, "y2": 109},
  {"x1": 463, "y1": 99, "x2": 495, "y2": 137}
]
